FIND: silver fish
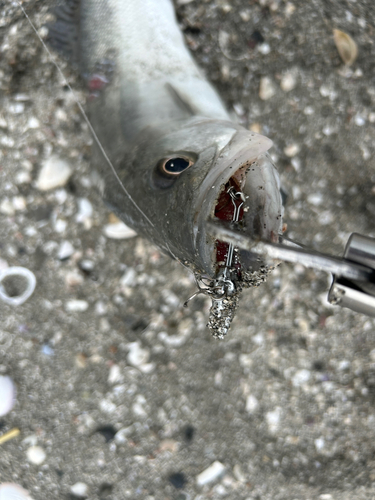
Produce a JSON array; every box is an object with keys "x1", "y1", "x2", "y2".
[{"x1": 47, "y1": 0, "x2": 284, "y2": 338}]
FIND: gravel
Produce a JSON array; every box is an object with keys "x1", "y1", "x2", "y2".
[{"x1": 1, "y1": 1, "x2": 375, "y2": 499}]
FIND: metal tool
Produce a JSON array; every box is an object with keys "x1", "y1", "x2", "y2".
[{"x1": 207, "y1": 220, "x2": 375, "y2": 317}]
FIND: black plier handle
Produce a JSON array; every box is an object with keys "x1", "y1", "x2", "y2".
[{"x1": 207, "y1": 221, "x2": 375, "y2": 318}]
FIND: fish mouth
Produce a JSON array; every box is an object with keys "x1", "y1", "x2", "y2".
[{"x1": 194, "y1": 130, "x2": 283, "y2": 278}]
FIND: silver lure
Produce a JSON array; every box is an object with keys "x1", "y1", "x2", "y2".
[{"x1": 45, "y1": 0, "x2": 284, "y2": 338}]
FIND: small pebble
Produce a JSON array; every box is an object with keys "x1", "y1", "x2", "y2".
[
  {"x1": 36, "y1": 156, "x2": 72, "y2": 191},
  {"x1": 280, "y1": 71, "x2": 297, "y2": 92},
  {"x1": 26, "y1": 117, "x2": 40, "y2": 129},
  {"x1": 75, "y1": 353, "x2": 87, "y2": 368},
  {"x1": 57, "y1": 241, "x2": 74, "y2": 260},
  {"x1": 120, "y1": 268, "x2": 136, "y2": 288},
  {"x1": 17, "y1": 169, "x2": 32, "y2": 185},
  {"x1": 26, "y1": 446, "x2": 46, "y2": 465},
  {"x1": 0, "y1": 483, "x2": 33, "y2": 500},
  {"x1": 8, "y1": 102, "x2": 24, "y2": 114},
  {"x1": 127, "y1": 342, "x2": 150, "y2": 367},
  {"x1": 245, "y1": 394, "x2": 259, "y2": 413},
  {"x1": 70, "y1": 482, "x2": 89, "y2": 498},
  {"x1": 159, "y1": 439, "x2": 179, "y2": 452},
  {"x1": 307, "y1": 193, "x2": 324, "y2": 206},
  {"x1": 103, "y1": 222, "x2": 137, "y2": 239},
  {"x1": 65, "y1": 300, "x2": 89, "y2": 312},
  {"x1": 354, "y1": 114, "x2": 366, "y2": 126},
  {"x1": 233, "y1": 464, "x2": 247, "y2": 483},
  {"x1": 259, "y1": 77, "x2": 276, "y2": 100},
  {"x1": 315, "y1": 438, "x2": 325, "y2": 451},
  {"x1": 249, "y1": 123, "x2": 261, "y2": 133},
  {"x1": 0, "y1": 376, "x2": 16, "y2": 417},
  {"x1": 65, "y1": 271, "x2": 84, "y2": 287},
  {"x1": 108, "y1": 364, "x2": 122, "y2": 384},
  {"x1": 54, "y1": 219, "x2": 67, "y2": 233},
  {"x1": 0, "y1": 115, "x2": 7, "y2": 128},
  {"x1": 292, "y1": 369, "x2": 311, "y2": 387},
  {"x1": 114, "y1": 426, "x2": 133, "y2": 444},
  {"x1": 76, "y1": 198, "x2": 93, "y2": 227},
  {"x1": 285, "y1": 2, "x2": 296, "y2": 16},
  {"x1": 266, "y1": 408, "x2": 281, "y2": 433},
  {"x1": 284, "y1": 143, "x2": 300, "y2": 157},
  {"x1": 304, "y1": 106, "x2": 314, "y2": 115},
  {"x1": 0, "y1": 199, "x2": 14, "y2": 216},
  {"x1": 252, "y1": 333, "x2": 264, "y2": 345},
  {"x1": 79, "y1": 259, "x2": 95, "y2": 274},
  {"x1": 41, "y1": 344, "x2": 54, "y2": 356},
  {"x1": 12, "y1": 196, "x2": 27, "y2": 211},
  {"x1": 239, "y1": 10, "x2": 250, "y2": 22},
  {"x1": 258, "y1": 43, "x2": 271, "y2": 55},
  {"x1": 196, "y1": 461, "x2": 226, "y2": 486},
  {"x1": 168, "y1": 472, "x2": 186, "y2": 489}
]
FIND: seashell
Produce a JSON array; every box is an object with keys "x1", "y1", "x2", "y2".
[
  {"x1": 0, "y1": 376, "x2": 16, "y2": 417},
  {"x1": 0, "y1": 483, "x2": 33, "y2": 500},
  {"x1": 36, "y1": 155, "x2": 72, "y2": 191},
  {"x1": 0, "y1": 267, "x2": 36, "y2": 306},
  {"x1": 333, "y1": 29, "x2": 358, "y2": 66}
]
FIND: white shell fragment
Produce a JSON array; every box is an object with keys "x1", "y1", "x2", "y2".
[
  {"x1": 103, "y1": 222, "x2": 137, "y2": 239},
  {"x1": 284, "y1": 143, "x2": 300, "y2": 157},
  {"x1": 333, "y1": 29, "x2": 358, "y2": 66},
  {"x1": 245, "y1": 394, "x2": 259, "y2": 413},
  {"x1": 57, "y1": 241, "x2": 75, "y2": 260},
  {"x1": 266, "y1": 407, "x2": 281, "y2": 433},
  {"x1": 196, "y1": 461, "x2": 226, "y2": 486},
  {"x1": 36, "y1": 155, "x2": 72, "y2": 191},
  {"x1": 26, "y1": 446, "x2": 46, "y2": 465},
  {"x1": 292, "y1": 369, "x2": 311, "y2": 387},
  {"x1": 127, "y1": 342, "x2": 150, "y2": 367},
  {"x1": 0, "y1": 483, "x2": 34, "y2": 500},
  {"x1": 65, "y1": 300, "x2": 89, "y2": 312},
  {"x1": 0, "y1": 267, "x2": 36, "y2": 306},
  {"x1": 0, "y1": 376, "x2": 16, "y2": 417},
  {"x1": 280, "y1": 70, "x2": 297, "y2": 92},
  {"x1": 75, "y1": 198, "x2": 93, "y2": 227},
  {"x1": 70, "y1": 482, "x2": 89, "y2": 498},
  {"x1": 259, "y1": 76, "x2": 276, "y2": 101}
]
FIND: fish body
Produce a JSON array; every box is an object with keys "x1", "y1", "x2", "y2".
[{"x1": 48, "y1": 0, "x2": 284, "y2": 336}]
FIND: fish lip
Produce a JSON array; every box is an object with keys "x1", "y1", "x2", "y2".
[{"x1": 193, "y1": 130, "x2": 274, "y2": 276}]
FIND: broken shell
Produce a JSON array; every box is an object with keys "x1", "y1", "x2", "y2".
[
  {"x1": 333, "y1": 29, "x2": 358, "y2": 66},
  {"x1": 0, "y1": 376, "x2": 16, "y2": 417},
  {"x1": 0, "y1": 267, "x2": 36, "y2": 306},
  {"x1": 0, "y1": 483, "x2": 33, "y2": 500}
]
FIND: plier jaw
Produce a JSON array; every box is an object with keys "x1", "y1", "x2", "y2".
[{"x1": 207, "y1": 220, "x2": 375, "y2": 318}]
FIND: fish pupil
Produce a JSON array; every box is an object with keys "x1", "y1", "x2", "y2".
[{"x1": 165, "y1": 157, "x2": 190, "y2": 173}]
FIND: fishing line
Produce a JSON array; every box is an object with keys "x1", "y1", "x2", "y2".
[{"x1": 14, "y1": 0, "x2": 155, "y2": 229}]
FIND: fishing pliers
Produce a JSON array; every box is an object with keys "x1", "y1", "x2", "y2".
[{"x1": 208, "y1": 221, "x2": 375, "y2": 318}]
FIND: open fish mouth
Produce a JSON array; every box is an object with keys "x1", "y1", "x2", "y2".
[{"x1": 194, "y1": 130, "x2": 284, "y2": 281}]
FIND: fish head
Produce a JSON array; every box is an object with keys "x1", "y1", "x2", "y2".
[{"x1": 126, "y1": 118, "x2": 283, "y2": 279}]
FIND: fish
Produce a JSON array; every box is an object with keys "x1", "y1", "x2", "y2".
[{"x1": 42, "y1": 0, "x2": 284, "y2": 338}]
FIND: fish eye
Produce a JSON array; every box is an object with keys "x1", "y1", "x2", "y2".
[
  {"x1": 152, "y1": 155, "x2": 195, "y2": 189},
  {"x1": 161, "y1": 156, "x2": 194, "y2": 175}
]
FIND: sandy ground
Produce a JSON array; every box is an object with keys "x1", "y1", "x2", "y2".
[{"x1": 1, "y1": 0, "x2": 375, "y2": 499}]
